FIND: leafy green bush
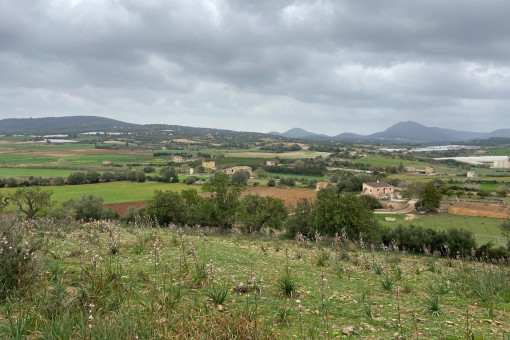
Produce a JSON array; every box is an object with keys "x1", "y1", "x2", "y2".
[
  {"x1": 237, "y1": 195, "x2": 288, "y2": 233},
  {"x1": 0, "y1": 217, "x2": 46, "y2": 298},
  {"x1": 145, "y1": 190, "x2": 186, "y2": 225},
  {"x1": 63, "y1": 195, "x2": 118, "y2": 222},
  {"x1": 387, "y1": 225, "x2": 476, "y2": 255}
]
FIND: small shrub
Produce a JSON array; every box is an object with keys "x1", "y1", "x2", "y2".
[
  {"x1": 381, "y1": 275, "x2": 393, "y2": 291},
  {"x1": 207, "y1": 284, "x2": 229, "y2": 305},
  {"x1": 0, "y1": 217, "x2": 46, "y2": 298},
  {"x1": 274, "y1": 307, "x2": 294, "y2": 325},
  {"x1": 424, "y1": 295, "x2": 442, "y2": 317},
  {"x1": 278, "y1": 275, "x2": 297, "y2": 298},
  {"x1": 316, "y1": 250, "x2": 330, "y2": 267},
  {"x1": 394, "y1": 267, "x2": 402, "y2": 281},
  {"x1": 373, "y1": 263, "x2": 383, "y2": 276},
  {"x1": 192, "y1": 262, "x2": 208, "y2": 285}
]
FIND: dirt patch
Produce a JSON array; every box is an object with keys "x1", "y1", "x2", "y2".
[
  {"x1": 241, "y1": 187, "x2": 317, "y2": 208},
  {"x1": 104, "y1": 201, "x2": 148, "y2": 217},
  {"x1": 448, "y1": 201, "x2": 509, "y2": 219}
]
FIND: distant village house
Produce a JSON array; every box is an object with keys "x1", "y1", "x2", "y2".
[
  {"x1": 222, "y1": 166, "x2": 253, "y2": 176},
  {"x1": 466, "y1": 170, "x2": 477, "y2": 178},
  {"x1": 202, "y1": 161, "x2": 216, "y2": 169},
  {"x1": 315, "y1": 181, "x2": 329, "y2": 191},
  {"x1": 173, "y1": 155, "x2": 183, "y2": 163},
  {"x1": 362, "y1": 182, "x2": 395, "y2": 198},
  {"x1": 405, "y1": 166, "x2": 434, "y2": 175}
]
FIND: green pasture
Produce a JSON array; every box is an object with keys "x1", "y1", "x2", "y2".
[
  {"x1": 0, "y1": 153, "x2": 60, "y2": 165},
  {"x1": 358, "y1": 155, "x2": 430, "y2": 167},
  {"x1": 480, "y1": 146, "x2": 510, "y2": 156},
  {"x1": 0, "y1": 142, "x2": 95, "y2": 151},
  {"x1": 0, "y1": 168, "x2": 77, "y2": 179},
  {"x1": 0, "y1": 181, "x2": 191, "y2": 205},
  {"x1": 224, "y1": 150, "x2": 331, "y2": 159},
  {"x1": 387, "y1": 174, "x2": 455, "y2": 183},
  {"x1": 378, "y1": 213, "x2": 506, "y2": 247},
  {"x1": 267, "y1": 172, "x2": 325, "y2": 180}
]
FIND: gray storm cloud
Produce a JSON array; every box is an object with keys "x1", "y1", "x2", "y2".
[{"x1": 1, "y1": 0, "x2": 509, "y2": 135}]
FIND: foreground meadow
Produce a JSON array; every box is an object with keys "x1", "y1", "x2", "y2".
[{"x1": 1, "y1": 218, "x2": 509, "y2": 339}]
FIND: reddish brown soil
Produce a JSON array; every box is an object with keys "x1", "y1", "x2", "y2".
[
  {"x1": 104, "y1": 201, "x2": 148, "y2": 216},
  {"x1": 104, "y1": 187, "x2": 317, "y2": 216},
  {"x1": 240, "y1": 187, "x2": 317, "y2": 208},
  {"x1": 448, "y1": 201, "x2": 509, "y2": 219}
]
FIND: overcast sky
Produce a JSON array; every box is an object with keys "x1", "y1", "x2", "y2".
[{"x1": 1, "y1": 0, "x2": 510, "y2": 135}]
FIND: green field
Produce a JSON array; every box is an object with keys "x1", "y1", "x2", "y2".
[
  {"x1": 0, "y1": 181, "x2": 191, "y2": 205},
  {"x1": 0, "y1": 153, "x2": 61, "y2": 165},
  {"x1": 267, "y1": 172, "x2": 326, "y2": 180},
  {"x1": 0, "y1": 168, "x2": 78, "y2": 179},
  {"x1": 357, "y1": 155, "x2": 430, "y2": 167},
  {"x1": 224, "y1": 150, "x2": 331, "y2": 159},
  {"x1": 0, "y1": 142, "x2": 95, "y2": 151},
  {"x1": 377, "y1": 213, "x2": 506, "y2": 247}
]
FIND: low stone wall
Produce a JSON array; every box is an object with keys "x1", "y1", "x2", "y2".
[
  {"x1": 380, "y1": 200, "x2": 408, "y2": 210},
  {"x1": 448, "y1": 201, "x2": 509, "y2": 219}
]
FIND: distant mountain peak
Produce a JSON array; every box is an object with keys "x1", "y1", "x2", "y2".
[{"x1": 268, "y1": 127, "x2": 321, "y2": 139}]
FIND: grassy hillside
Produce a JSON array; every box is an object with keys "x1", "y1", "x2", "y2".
[{"x1": 1, "y1": 222, "x2": 508, "y2": 338}]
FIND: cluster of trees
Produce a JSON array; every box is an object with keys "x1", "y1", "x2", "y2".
[
  {"x1": 0, "y1": 177, "x2": 52, "y2": 188},
  {"x1": 386, "y1": 224, "x2": 510, "y2": 259},
  {"x1": 259, "y1": 143, "x2": 301, "y2": 153},
  {"x1": 385, "y1": 225, "x2": 476, "y2": 254},
  {"x1": 403, "y1": 181, "x2": 443, "y2": 211},
  {"x1": 145, "y1": 173, "x2": 287, "y2": 232},
  {"x1": 0, "y1": 187, "x2": 117, "y2": 221},
  {"x1": 65, "y1": 167, "x2": 180, "y2": 185},
  {"x1": 265, "y1": 164, "x2": 325, "y2": 176},
  {"x1": 286, "y1": 191, "x2": 384, "y2": 243},
  {"x1": 330, "y1": 172, "x2": 381, "y2": 192}
]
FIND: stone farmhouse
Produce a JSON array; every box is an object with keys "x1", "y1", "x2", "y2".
[
  {"x1": 405, "y1": 166, "x2": 434, "y2": 175},
  {"x1": 222, "y1": 166, "x2": 252, "y2": 176},
  {"x1": 173, "y1": 155, "x2": 183, "y2": 163},
  {"x1": 202, "y1": 161, "x2": 216, "y2": 169},
  {"x1": 362, "y1": 182, "x2": 395, "y2": 198},
  {"x1": 315, "y1": 181, "x2": 329, "y2": 191}
]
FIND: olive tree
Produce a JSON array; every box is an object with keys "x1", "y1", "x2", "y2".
[{"x1": 8, "y1": 187, "x2": 54, "y2": 219}]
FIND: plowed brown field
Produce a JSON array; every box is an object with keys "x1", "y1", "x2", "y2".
[{"x1": 104, "y1": 187, "x2": 318, "y2": 216}]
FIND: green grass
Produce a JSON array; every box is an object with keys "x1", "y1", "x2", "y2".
[
  {"x1": 0, "y1": 168, "x2": 78, "y2": 179},
  {"x1": 0, "y1": 153, "x2": 61, "y2": 165},
  {"x1": 387, "y1": 174, "x2": 455, "y2": 183},
  {"x1": 0, "y1": 143, "x2": 95, "y2": 151},
  {"x1": 377, "y1": 213, "x2": 506, "y2": 247},
  {"x1": 224, "y1": 150, "x2": 331, "y2": 159},
  {"x1": 0, "y1": 181, "x2": 191, "y2": 205},
  {"x1": 357, "y1": 155, "x2": 431, "y2": 167},
  {"x1": 267, "y1": 172, "x2": 325, "y2": 180}
]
